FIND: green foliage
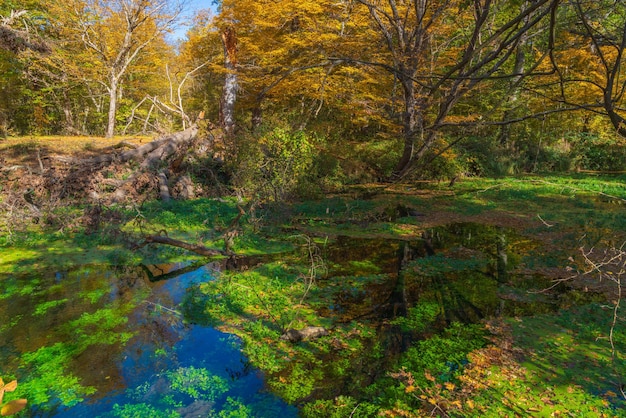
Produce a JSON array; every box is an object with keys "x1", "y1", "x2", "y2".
[
  {"x1": 78, "y1": 287, "x2": 107, "y2": 304},
  {"x1": 400, "y1": 322, "x2": 487, "y2": 385},
  {"x1": 216, "y1": 397, "x2": 252, "y2": 418},
  {"x1": 107, "y1": 403, "x2": 180, "y2": 418},
  {"x1": 32, "y1": 298, "x2": 68, "y2": 316},
  {"x1": 510, "y1": 304, "x2": 626, "y2": 408},
  {"x1": 240, "y1": 336, "x2": 285, "y2": 374},
  {"x1": 18, "y1": 343, "x2": 96, "y2": 406},
  {"x1": 418, "y1": 139, "x2": 478, "y2": 180},
  {"x1": 139, "y1": 198, "x2": 241, "y2": 234},
  {"x1": 390, "y1": 302, "x2": 440, "y2": 333},
  {"x1": 68, "y1": 307, "x2": 134, "y2": 348},
  {"x1": 570, "y1": 133, "x2": 626, "y2": 171},
  {"x1": 270, "y1": 363, "x2": 318, "y2": 404},
  {"x1": 301, "y1": 396, "x2": 381, "y2": 418},
  {"x1": 231, "y1": 127, "x2": 320, "y2": 201},
  {"x1": 166, "y1": 366, "x2": 229, "y2": 401},
  {"x1": 460, "y1": 304, "x2": 626, "y2": 416}
]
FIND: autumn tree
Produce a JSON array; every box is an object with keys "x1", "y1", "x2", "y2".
[
  {"x1": 342, "y1": 0, "x2": 560, "y2": 178},
  {"x1": 174, "y1": 9, "x2": 223, "y2": 124},
  {"x1": 206, "y1": 0, "x2": 380, "y2": 133},
  {"x1": 0, "y1": 5, "x2": 51, "y2": 135},
  {"x1": 544, "y1": 0, "x2": 626, "y2": 139},
  {"x1": 55, "y1": 0, "x2": 183, "y2": 137}
]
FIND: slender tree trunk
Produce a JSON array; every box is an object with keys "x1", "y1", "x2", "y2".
[
  {"x1": 251, "y1": 97, "x2": 263, "y2": 131},
  {"x1": 220, "y1": 27, "x2": 238, "y2": 137},
  {"x1": 106, "y1": 75, "x2": 119, "y2": 138}
]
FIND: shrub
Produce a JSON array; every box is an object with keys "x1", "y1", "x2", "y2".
[{"x1": 230, "y1": 127, "x2": 318, "y2": 202}]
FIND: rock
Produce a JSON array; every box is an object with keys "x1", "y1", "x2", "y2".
[{"x1": 280, "y1": 326, "x2": 329, "y2": 343}]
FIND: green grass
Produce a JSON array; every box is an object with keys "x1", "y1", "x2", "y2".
[{"x1": 464, "y1": 303, "x2": 626, "y2": 416}]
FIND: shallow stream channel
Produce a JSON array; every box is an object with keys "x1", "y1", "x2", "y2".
[{"x1": 0, "y1": 222, "x2": 603, "y2": 416}]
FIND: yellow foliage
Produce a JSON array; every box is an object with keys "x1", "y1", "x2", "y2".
[
  {"x1": 444, "y1": 382, "x2": 456, "y2": 391},
  {"x1": 0, "y1": 378, "x2": 27, "y2": 417}
]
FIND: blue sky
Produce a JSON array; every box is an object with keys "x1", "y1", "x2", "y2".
[{"x1": 171, "y1": 0, "x2": 217, "y2": 42}]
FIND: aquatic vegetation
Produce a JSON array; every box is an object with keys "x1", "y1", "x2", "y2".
[
  {"x1": 18, "y1": 343, "x2": 96, "y2": 406},
  {"x1": 32, "y1": 298, "x2": 68, "y2": 316},
  {"x1": 1, "y1": 174, "x2": 626, "y2": 416},
  {"x1": 102, "y1": 365, "x2": 277, "y2": 418},
  {"x1": 68, "y1": 307, "x2": 135, "y2": 347},
  {"x1": 166, "y1": 366, "x2": 228, "y2": 401},
  {"x1": 106, "y1": 403, "x2": 179, "y2": 418}
]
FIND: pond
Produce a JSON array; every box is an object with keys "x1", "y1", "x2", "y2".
[
  {"x1": 318, "y1": 222, "x2": 574, "y2": 326},
  {"x1": 1, "y1": 222, "x2": 608, "y2": 416},
  {"x1": 0, "y1": 262, "x2": 297, "y2": 417}
]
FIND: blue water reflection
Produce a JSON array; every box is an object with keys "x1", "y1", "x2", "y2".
[{"x1": 32, "y1": 263, "x2": 296, "y2": 417}]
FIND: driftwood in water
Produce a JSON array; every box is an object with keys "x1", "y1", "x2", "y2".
[
  {"x1": 280, "y1": 326, "x2": 329, "y2": 343},
  {"x1": 137, "y1": 235, "x2": 226, "y2": 257}
]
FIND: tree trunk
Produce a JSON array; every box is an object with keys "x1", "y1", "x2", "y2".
[
  {"x1": 106, "y1": 75, "x2": 119, "y2": 138},
  {"x1": 220, "y1": 27, "x2": 238, "y2": 137},
  {"x1": 392, "y1": 76, "x2": 421, "y2": 178},
  {"x1": 251, "y1": 99, "x2": 263, "y2": 131}
]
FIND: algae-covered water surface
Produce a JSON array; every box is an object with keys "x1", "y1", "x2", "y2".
[{"x1": 0, "y1": 263, "x2": 297, "y2": 417}]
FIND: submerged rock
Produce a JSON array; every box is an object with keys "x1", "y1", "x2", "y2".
[
  {"x1": 177, "y1": 400, "x2": 215, "y2": 418},
  {"x1": 280, "y1": 326, "x2": 329, "y2": 343}
]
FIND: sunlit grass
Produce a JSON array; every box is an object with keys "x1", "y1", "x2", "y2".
[{"x1": 0, "y1": 135, "x2": 151, "y2": 156}]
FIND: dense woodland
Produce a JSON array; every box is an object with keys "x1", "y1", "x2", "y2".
[{"x1": 1, "y1": 0, "x2": 626, "y2": 191}]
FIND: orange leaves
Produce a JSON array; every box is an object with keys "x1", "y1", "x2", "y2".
[
  {"x1": 1, "y1": 400, "x2": 27, "y2": 417},
  {"x1": 0, "y1": 378, "x2": 27, "y2": 417}
]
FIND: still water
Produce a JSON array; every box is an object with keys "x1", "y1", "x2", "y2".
[{"x1": 0, "y1": 263, "x2": 297, "y2": 417}]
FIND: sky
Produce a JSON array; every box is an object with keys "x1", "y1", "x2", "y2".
[{"x1": 170, "y1": 0, "x2": 217, "y2": 42}]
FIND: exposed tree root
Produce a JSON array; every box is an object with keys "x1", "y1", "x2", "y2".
[
  {"x1": 0, "y1": 126, "x2": 229, "y2": 241},
  {"x1": 40, "y1": 125, "x2": 216, "y2": 203}
]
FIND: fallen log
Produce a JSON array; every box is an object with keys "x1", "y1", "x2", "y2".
[
  {"x1": 137, "y1": 235, "x2": 226, "y2": 257},
  {"x1": 53, "y1": 126, "x2": 198, "y2": 168}
]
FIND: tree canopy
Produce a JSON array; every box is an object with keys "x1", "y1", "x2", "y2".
[{"x1": 1, "y1": 0, "x2": 626, "y2": 178}]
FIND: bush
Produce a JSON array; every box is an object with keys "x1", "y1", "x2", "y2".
[
  {"x1": 571, "y1": 133, "x2": 626, "y2": 171},
  {"x1": 230, "y1": 127, "x2": 319, "y2": 202}
]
